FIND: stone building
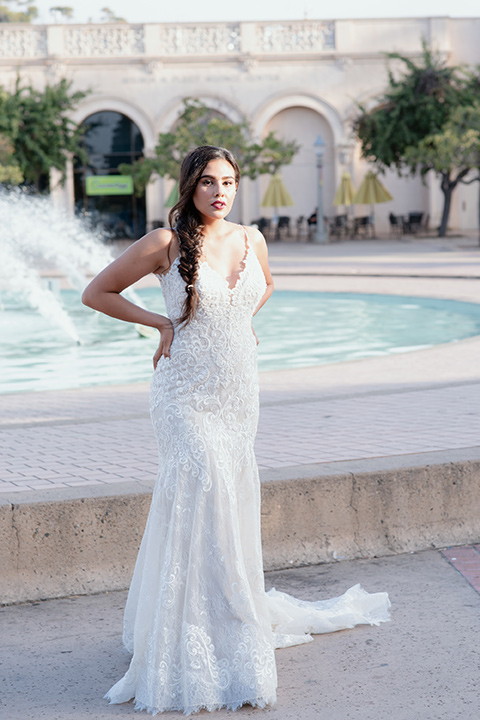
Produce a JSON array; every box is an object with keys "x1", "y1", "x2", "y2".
[{"x1": 0, "y1": 16, "x2": 479, "y2": 237}]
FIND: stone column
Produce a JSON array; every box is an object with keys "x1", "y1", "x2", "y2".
[
  {"x1": 145, "y1": 175, "x2": 164, "y2": 231},
  {"x1": 49, "y1": 161, "x2": 74, "y2": 216}
]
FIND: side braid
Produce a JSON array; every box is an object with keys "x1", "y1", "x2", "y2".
[
  {"x1": 175, "y1": 216, "x2": 203, "y2": 326},
  {"x1": 167, "y1": 145, "x2": 241, "y2": 326}
]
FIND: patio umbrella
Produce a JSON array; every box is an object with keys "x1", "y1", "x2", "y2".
[
  {"x1": 352, "y1": 171, "x2": 393, "y2": 236},
  {"x1": 260, "y1": 173, "x2": 294, "y2": 240},
  {"x1": 353, "y1": 171, "x2": 393, "y2": 205},
  {"x1": 164, "y1": 180, "x2": 179, "y2": 208},
  {"x1": 333, "y1": 171, "x2": 356, "y2": 209},
  {"x1": 261, "y1": 173, "x2": 294, "y2": 210}
]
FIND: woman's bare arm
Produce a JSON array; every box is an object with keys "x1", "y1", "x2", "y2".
[
  {"x1": 245, "y1": 226, "x2": 274, "y2": 316},
  {"x1": 82, "y1": 228, "x2": 176, "y2": 361}
]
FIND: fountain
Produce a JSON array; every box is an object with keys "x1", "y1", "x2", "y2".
[
  {"x1": 2, "y1": 186, "x2": 480, "y2": 395},
  {"x1": 0, "y1": 187, "x2": 119, "y2": 342}
]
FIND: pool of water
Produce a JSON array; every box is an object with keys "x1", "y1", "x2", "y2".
[{"x1": 2, "y1": 288, "x2": 480, "y2": 394}]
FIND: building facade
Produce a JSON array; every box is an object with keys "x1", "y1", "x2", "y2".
[{"x1": 1, "y1": 16, "x2": 479, "y2": 236}]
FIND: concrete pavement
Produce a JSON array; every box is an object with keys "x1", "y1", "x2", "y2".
[{"x1": 2, "y1": 548, "x2": 480, "y2": 720}]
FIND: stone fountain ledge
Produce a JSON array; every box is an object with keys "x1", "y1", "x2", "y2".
[
  {"x1": 2, "y1": 237, "x2": 480, "y2": 604},
  {"x1": 3, "y1": 446, "x2": 480, "y2": 605}
]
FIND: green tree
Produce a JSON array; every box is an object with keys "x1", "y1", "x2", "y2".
[
  {"x1": 119, "y1": 98, "x2": 299, "y2": 196},
  {"x1": 353, "y1": 43, "x2": 477, "y2": 236},
  {"x1": 0, "y1": 77, "x2": 89, "y2": 190},
  {"x1": 404, "y1": 103, "x2": 480, "y2": 237},
  {"x1": 0, "y1": 133, "x2": 23, "y2": 184},
  {"x1": 0, "y1": 0, "x2": 38, "y2": 22},
  {"x1": 49, "y1": 6, "x2": 74, "y2": 22},
  {"x1": 101, "y1": 7, "x2": 126, "y2": 22}
]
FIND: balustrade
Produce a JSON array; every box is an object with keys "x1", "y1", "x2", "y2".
[
  {"x1": 0, "y1": 26, "x2": 47, "y2": 58},
  {"x1": 0, "y1": 21, "x2": 336, "y2": 60}
]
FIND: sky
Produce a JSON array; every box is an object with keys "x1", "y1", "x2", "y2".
[{"x1": 32, "y1": 0, "x2": 480, "y2": 25}]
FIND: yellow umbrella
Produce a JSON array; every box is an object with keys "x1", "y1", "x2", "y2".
[
  {"x1": 333, "y1": 171, "x2": 356, "y2": 207},
  {"x1": 353, "y1": 171, "x2": 393, "y2": 205},
  {"x1": 261, "y1": 173, "x2": 294, "y2": 209},
  {"x1": 352, "y1": 171, "x2": 393, "y2": 237}
]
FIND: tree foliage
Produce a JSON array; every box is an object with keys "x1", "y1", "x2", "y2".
[
  {"x1": 0, "y1": 77, "x2": 89, "y2": 189},
  {"x1": 405, "y1": 103, "x2": 480, "y2": 174},
  {"x1": 49, "y1": 6, "x2": 74, "y2": 22},
  {"x1": 0, "y1": 0, "x2": 37, "y2": 22},
  {"x1": 101, "y1": 7, "x2": 126, "y2": 22},
  {"x1": 404, "y1": 103, "x2": 480, "y2": 235},
  {"x1": 354, "y1": 43, "x2": 470, "y2": 172},
  {"x1": 353, "y1": 43, "x2": 480, "y2": 235},
  {"x1": 119, "y1": 99, "x2": 299, "y2": 197},
  {"x1": 0, "y1": 133, "x2": 23, "y2": 184}
]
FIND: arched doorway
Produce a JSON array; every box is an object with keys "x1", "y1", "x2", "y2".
[
  {"x1": 74, "y1": 111, "x2": 146, "y2": 239},
  {"x1": 259, "y1": 106, "x2": 335, "y2": 222}
]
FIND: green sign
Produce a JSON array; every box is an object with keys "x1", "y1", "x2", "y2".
[{"x1": 86, "y1": 175, "x2": 134, "y2": 196}]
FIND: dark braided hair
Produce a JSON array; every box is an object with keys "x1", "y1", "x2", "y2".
[{"x1": 168, "y1": 145, "x2": 240, "y2": 326}]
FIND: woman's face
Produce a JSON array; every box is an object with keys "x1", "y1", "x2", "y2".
[{"x1": 192, "y1": 158, "x2": 237, "y2": 222}]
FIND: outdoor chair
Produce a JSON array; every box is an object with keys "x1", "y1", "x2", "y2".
[
  {"x1": 389, "y1": 213, "x2": 403, "y2": 238},
  {"x1": 276, "y1": 216, "x2": 290, "y2": 241},
  {"x1": 405, "y1": 212, "x2": 423, "y2": 234},
  {"x1": 295, "y1": 215, "x2": 306, "y2": 242},
  {"x1": 328, "y1": 214, "x2": 349, "y2": 239},
  {"x1": 353, "y1": 216, "x2": 374, "y2": 239}
]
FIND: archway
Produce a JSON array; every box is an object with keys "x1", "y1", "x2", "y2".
[
  {"x1": 74, "y1": 110, "x2": 146, "y2": 239},
  {"x1": 253, "y1": 104, "x2": 336, "y2": 224}
]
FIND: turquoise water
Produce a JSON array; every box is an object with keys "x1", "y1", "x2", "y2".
[{"x1": 2, "y1": 289, "x2": 480, "y2": 394}]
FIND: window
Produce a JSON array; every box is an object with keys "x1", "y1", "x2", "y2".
[{"x1": 74, "y1": 111, "x2": 146, "y2": 239}]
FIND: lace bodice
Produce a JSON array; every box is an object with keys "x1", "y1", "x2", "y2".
[{"x1": 158, "y1": 241, "x2": 266, "y2": 328}]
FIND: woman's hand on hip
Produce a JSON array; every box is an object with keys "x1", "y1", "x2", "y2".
[{"x1": 153, "y1": 319, "x2": 174, "y2": 368}]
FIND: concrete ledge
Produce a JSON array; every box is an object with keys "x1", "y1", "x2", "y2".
[{"x1": 2, "y1": 451, "x2": 480, "y2": 605}]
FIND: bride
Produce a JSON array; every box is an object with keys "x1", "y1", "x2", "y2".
[{"x1": 82, "y1": 145, "x2": 390, "y2": 716}]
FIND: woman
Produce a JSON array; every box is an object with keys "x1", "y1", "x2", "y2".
[{"x1": 83, "y1": 146, "x2": 390, "y2": 716}]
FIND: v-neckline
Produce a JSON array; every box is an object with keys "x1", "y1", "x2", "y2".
[
  {"x1": 199, "y1": 245, "x2": 251, "y2": 293},
  {"x1": 199, "y1": 226, "x2": 250, "y2": 292}
]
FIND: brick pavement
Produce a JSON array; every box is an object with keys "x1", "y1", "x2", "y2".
[
  {"x1": 1, "y1": 378, "x2": 480, "y2": 492},
  {"x1": 441, "y1": 545, "x2": 480, "y2": 594}
]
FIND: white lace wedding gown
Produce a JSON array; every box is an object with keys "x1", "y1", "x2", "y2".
[{"x1": 105, "y1": 228, "x2": 390, "y2": 715}]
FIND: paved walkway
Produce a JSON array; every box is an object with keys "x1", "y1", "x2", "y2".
[
  {"x1": 2, "y1": 548, "x2": 480, "y2": 720},
  {"x1": 2, "y1": 378, "x2": 480, "y2": 492},
  {"x1": 2, "y1": 236, "x2": 480, "y2": 719}
]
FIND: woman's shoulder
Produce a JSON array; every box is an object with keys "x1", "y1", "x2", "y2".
[
  {"x1": 242, "y1": 223, "x2": 267, "y2": 249},
  {"x1": 141, "y1": 227, "x2": 176, "y2": 247},
  {"x1": 130, "y1": 228, "x2": 179, "y2": 274},
  {"x1": 138, "y1": 227, "x2": 178, "y2": 255}
]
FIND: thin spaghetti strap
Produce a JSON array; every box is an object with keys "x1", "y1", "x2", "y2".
[
  {"x1": 241, "y1": 225, "x2": 250, "y2": 251},
  {"x1": 156, "y1": 228, "x2": 179, "y2": 279},
  {"x1": 166, "y1": 233, "x2": 173, "y2": 267}
]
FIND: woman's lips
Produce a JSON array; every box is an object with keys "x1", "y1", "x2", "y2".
[{"x1": 211, "y1": 202, "x2": 226, "y2": 209}]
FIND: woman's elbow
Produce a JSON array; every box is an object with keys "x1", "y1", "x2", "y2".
[{"x1": 81, "y1": 283, "x2": 98, "y2": 309}]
